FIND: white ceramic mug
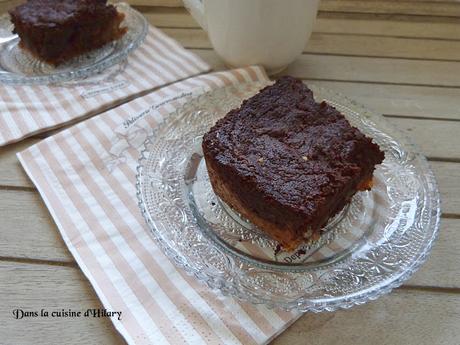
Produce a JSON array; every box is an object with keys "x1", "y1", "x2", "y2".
[{"x1": 183, "y1": 0, "x2": 319, "y2": 74}]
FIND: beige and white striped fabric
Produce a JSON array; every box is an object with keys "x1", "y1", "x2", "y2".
[
  {"x1": 18, "y1": 66, "x2": 302, "y2": 345},
  {"x1": 0, "y1": 26, "x2": 209, "y2": 147}
]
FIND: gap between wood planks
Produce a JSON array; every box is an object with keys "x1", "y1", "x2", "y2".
[
  {"x1": 441, "y1": 213, "x2": 460, "y2": 219},
  {"x1": 0, "y1": 255, "x2": 77, "y2": 268},
  {"x1": 0, "y1": 185, "x2": 35, "y2": 192},
  {"x1": 383, "y1": 114, "x2": 460, "y2": 122}
]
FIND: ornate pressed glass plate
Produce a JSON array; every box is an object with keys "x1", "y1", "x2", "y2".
[
  {"x1": 136, "y1": 81, "x2": 441, "y2": 312},
  {"x1": 0, "y1": 3, "x2": 147, "y2": 85}
]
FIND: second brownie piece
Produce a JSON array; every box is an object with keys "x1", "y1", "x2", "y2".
[
  {"x1": 9, "y1": 0, "x2": 127, "y2": 65},
  {"x1": 202, "y1": 76, "x2": 384, "y2": 251}
]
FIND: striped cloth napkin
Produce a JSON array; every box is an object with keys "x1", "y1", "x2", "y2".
[
  {"x1": 0, "y1": 25, "x2": 209, "y2": 147},
  {"x1": 18, "y1": 66, "x2": 302, "y2": 345}
]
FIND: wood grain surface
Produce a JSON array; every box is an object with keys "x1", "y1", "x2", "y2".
[{"x1": 1, "y1": 1, "x2": 459, "y2": 344}]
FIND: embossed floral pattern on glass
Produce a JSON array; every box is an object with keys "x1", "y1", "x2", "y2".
[
  {"x1": 0, "y1": 3, "x2": 147, "y2": 85},
  {"x1": 136, "y1": 82, "x2": 441, "y2": 312}
]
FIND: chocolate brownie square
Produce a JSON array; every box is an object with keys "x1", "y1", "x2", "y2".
[
  {"x1": 202, "y1": 76, "x2": 384, "y2": 250},
  {"x1": 9, "y1": 0, "x2": 127, "y2": 65}
]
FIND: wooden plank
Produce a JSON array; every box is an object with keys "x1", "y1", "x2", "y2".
[
  {"x1": 1, "y1": 261, "x2": 458, "y2": 345},
  {"x1": 190, "y1": 49, "x2": 460, "y2": 88},
  {"x1": 0, "y1": 190, "x2": 71, "y2": 262},
  {"x1": 430, "y1": 162, "x2": 460, "y2": 216},
  {"x1": 129, "y1": 0, "x2": 460, "y2": 18},
  {"x1": 140, "y1": 7, "x2": 460, "y2": 41},
  {"x1": 162, "y1": 27, "x2": 460, "y2": 61},
  {"x1": 273, "y1": 289, "x2": 460, "y2": 345},
  {"x1": 409, "y1": 218, "x2": 460, "y2": 288},
  {"x1": 0, "y1": 261, "x2": 125, "y2": 345},
  {"x1": 320, "y1": 0, "x2": 460, "y2": 18},
  {"x1": 0, "y1": 187, "x2": 458, "y2": 286},
  {"x1": 314, "y1": 17, "x2": 460, "y2": 40},
  {"x1": 281, "y1": 53, "x2": 460, "y2": 87},
  {"x1": 318, "y1": 11, "x2": 460, "y2": 24},
  {"x1": 386, "y1": 117, "x2": 460, "y2": 160},
  {"x1": 162, "y1": 28, "x2": 209, "y2": 49},
  {"x1": 306, "y1": 33, "x2": 460, "y2": 61},
  {"x1": 310, "y1": 81, "x2": 460, "y2": 120},
  {"x1": 140, "y1": 6, "x2": 199, "y2": 28},
  {"x1": 0, "y1": 138, "x2": 38, "y2": 189}
]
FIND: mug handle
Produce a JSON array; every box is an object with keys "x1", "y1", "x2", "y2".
[{"x1": 183, "y1": 0, "x2": 207, "y2": 32}]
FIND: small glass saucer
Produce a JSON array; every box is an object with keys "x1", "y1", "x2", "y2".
[
  {"x1": 136, "y1": 81, "x2": 440, "y2": 311},
  {"x1": 0, "y1": 3, "x2": 147, "y2": 85}
]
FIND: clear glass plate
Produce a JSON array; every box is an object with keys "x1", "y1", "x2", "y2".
[
  {"x1": 136, "y1": 81, "x2": 441, "y2": 312},
  {"x1": 0, "y1": 3, "x2": 147, "y2": 85}
]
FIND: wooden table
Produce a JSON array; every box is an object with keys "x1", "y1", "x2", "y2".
[{"x1": 1, "y1": 1, "x2": 459, "y2": 344}]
